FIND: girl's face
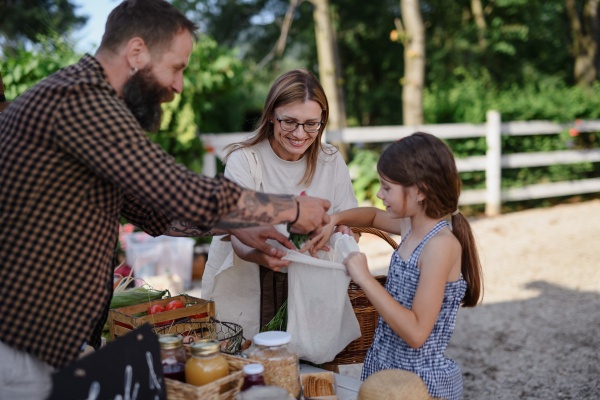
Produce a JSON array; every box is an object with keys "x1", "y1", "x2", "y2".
[
  {"x1": 377, "y1": 175, "x2": 424, "y2": 218},
  {"x1": 269, "y1": 100, "x2": 323, "y2": 161}
]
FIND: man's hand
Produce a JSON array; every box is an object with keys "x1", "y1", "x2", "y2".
[
  {"x1": 289, "y1": 195, "x2": 331, "y2": 236},
  {"x1": 229, "y1": 225, "x2": 295, "y2": 259}
]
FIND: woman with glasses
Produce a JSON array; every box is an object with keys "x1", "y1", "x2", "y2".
[{"x1": 202, "y1": 69, "x2": 359, "y2": 336}]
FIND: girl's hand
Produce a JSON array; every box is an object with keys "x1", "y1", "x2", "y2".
[
  {"x1": 333, "y1": 224, "x2": 352, "y2": 235},
  {"x1": 342, "y1": 252, "x2": 371, "y2": 285},
  {"x1": 299, "y1": 217, "x2": 336, "y2": 256}
]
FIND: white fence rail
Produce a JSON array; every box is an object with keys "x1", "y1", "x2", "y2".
[{"x1": 201, "y1": 112, "x2": 600, "y2": 216}]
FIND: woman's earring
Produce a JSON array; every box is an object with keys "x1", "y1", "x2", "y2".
[{"x1": 130, "y1": 67, "x2": 138, "y2": 76}]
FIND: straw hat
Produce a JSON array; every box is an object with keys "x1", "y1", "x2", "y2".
[
  {"x1": 0, "y1": 71, "x2": 9, "y2": 113},
  {"x1": 357, "y1": 369, "x2": 438, "y2": 400}
]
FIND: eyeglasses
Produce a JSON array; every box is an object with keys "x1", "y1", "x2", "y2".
[{"x1": 273, "y1": 112, "x2": 323, "y2": 133}]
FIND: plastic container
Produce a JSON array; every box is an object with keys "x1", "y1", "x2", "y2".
[
  {"x1": 241, "y1": 364, "x2": 265, "y2": 391},
  {"x1": 158, "y1": 334, "x2": 188, "y2": 382},
  {"x1": 124, "y1": 233, "x2": 194, "y2": 289},
  {"x1": 185, "y1": 339, "x2": 229, "y2": 392},
  {"x1": 248, "y1": 331, "x2": 300, "y2": 399}
]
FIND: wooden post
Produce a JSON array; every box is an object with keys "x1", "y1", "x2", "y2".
[
  {"x1": 486, "y1": 110, "x2": 502, "y2": 216},
  {"x1": 202, "y1": 134, "x2": 217, "y2": 178}
]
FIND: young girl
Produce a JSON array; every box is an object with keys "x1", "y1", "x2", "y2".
[{"x1": 308, "y1": 132, "x2": 483, "y2": 400}]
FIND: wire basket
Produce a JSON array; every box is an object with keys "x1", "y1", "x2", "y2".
[{"x1": 154, "y1": 317, "x2": 244, "y2": 355}]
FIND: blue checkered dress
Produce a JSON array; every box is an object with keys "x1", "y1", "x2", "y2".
[{"x1": 361, "y1": 220, "x2": 467, "y2": 400}]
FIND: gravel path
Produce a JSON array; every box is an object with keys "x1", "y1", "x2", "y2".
[{"x1": 339, "y1": 200, "x2": 600, "y2": 399}]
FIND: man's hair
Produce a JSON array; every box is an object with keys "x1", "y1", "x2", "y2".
[{"x1": 98, "y1": 0, "x2": 198, "y2": 56}]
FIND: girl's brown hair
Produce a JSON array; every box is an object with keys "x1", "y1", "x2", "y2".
[
  {"x1": 224, "y1": 69, "x2": 334, "y2": 186},
  {"x1": 377, "y1": 132, "x2": 483, "y2": 307}
]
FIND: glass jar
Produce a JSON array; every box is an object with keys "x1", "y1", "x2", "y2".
[
  {"x1": 158, "y1": 334, "x2": 187, "y2": 382},
  {"x1": 235, "y1": 385, "x2": 290, "y2": 400},
  {"x1": 248, "y1": 331, "x2": 300, "y2": 399},
  {"x1": 185, "y1": 339, "x2": 229, "y2": 392},
  {"x1": 241, "y1": 363, "x2": 265, "y2": 391}
]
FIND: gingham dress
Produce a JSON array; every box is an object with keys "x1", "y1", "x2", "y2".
[{"x1": 361, "y1": 220, "x2": 467, "y2": 400}]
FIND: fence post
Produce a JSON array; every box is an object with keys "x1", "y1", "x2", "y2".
[
  {"x1": 201, "y1": 134, "x2": 217, "y2": 177},
  {"x1": 486, "y1": 110, "x2": 502, "y2": 216}
]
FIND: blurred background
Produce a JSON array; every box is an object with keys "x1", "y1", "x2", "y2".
[{"x1": 3, "y1": 0, "x2": 600, "y2": 217}]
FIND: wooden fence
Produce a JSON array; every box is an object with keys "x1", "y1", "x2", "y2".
[{"x1": 200, "y1": 111, "x2": 600, "y2": 216}]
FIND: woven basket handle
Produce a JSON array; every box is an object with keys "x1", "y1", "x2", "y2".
[{"x1": 351, "y1": 227, "x2": 398, "y2": 249}]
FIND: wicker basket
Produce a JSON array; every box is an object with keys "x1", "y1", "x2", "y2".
[
  {"x1": 329, "y1": 227, "x2": 398, "y2": 365},
  {"x1": 165, "y1": 354, "x2": 261, "y2": 400}
]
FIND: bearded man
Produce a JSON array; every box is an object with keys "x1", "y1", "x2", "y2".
[{"x1": 0, "y1": 1, "x2": 331, "y2": 398}]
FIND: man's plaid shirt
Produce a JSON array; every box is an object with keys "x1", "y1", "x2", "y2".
[{"x1": 0, "y1": 55, "x2": 242, "y2": 368}]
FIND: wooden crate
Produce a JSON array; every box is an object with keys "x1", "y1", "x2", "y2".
[
  {"x1": 165, "y1": 354, "x2": 262, "y2": 400},
  {"x1": 108, "y1": 295, "x2": 214, "y2": 340}
]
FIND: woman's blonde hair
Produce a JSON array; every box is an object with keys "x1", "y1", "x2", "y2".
[{"x1": 225, "y1": 69, "x2": 334, "y2": 186}]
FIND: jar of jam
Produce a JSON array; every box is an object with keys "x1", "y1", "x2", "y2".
[
  {"x1": 241, "y1": 363, "x2": 265, "y2": 391},
  {"x1": 158, "y1": 334, "x2": 187, "y2": 382},
  {"x1": 185, "y1": 339, "x2": 229, "y2": 392},
  {"x1": 248, "y1": 331, "x2": 300, "y2": 399}
]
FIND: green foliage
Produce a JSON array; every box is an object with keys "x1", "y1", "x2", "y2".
[
  {"x1": 0, "y1": 0, "x2": 87, "y2": 54},
  {"x1": 348, "y1": 147, "x2": 384, "y2": 208},
  {"x1": 1, "y1": 33, "x2": 81, "y2": 100}
]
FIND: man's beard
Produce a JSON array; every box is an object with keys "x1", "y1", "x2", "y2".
[{"x1": 122, "y1": 66, "x2": 174, "y2": 132}]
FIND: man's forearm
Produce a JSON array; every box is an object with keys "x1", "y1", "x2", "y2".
[
  {"x1": 164, "y1": 191, "x2": 297, "y2": 237},
  {"x1": 213, "y1": 190, "x2": 297, "y2": 230},
  {"x1": 163, "y1": 220, "x2": 228, "y2": 237}
]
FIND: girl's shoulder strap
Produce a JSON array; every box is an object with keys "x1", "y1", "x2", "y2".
[{"x1": 409, "y1": 220, "x2": 450, "y2": 263}]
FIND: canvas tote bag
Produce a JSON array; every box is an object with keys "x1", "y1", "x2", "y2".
[{"x1": 205, "y1": 148, "x2": 263, "y2": 337}]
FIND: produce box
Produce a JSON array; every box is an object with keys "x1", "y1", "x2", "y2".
[
  {"x1": 165, "y1": 354, "x2": 263, "y2": 400},
  {"x1": 108, "y1": 295, "x2": 214, "y2": 340},
  {"x1": 301, "y1": 371, "x2": 338, "y2": 400}
]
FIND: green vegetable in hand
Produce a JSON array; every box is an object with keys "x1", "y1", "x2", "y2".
[{"x1": 287, "y1": 224, "x2": 309, "y2": 250}]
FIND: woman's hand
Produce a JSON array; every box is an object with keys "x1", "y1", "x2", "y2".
[
  {"x1": 298, "y1": 217, "x2": 337, "y2": 256},
  {"x1": 230, "y1": 226, "x2": 294, "y2": 272},
  {"x1": 241, "y1": 248, "x2": 291, "y2": 272},
  {"x1": 342, "y1": 252, "x2": 371, "y2": 286}
]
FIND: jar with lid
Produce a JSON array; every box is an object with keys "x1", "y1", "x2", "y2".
[
  {"x1": 158, "y1": 334, "x2": 188, "y2": 382},
  {"x1": 247, "y1": 331, "x2": 300, "y2": 399},
  {"x1": 235, "y1": 385, "x2": 290, "y2": 400},
  {"x1": 185, "y1": 339, "x2": 229, "y2": 392},
  {"x1": 241, "y1": 363, "x2": 265, "y2": 392}
]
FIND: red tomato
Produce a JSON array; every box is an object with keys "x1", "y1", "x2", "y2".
[
  {"x1": 166, "y1": 300, "x2": 184, "y2": 311},
  {"x1": 148, "y1": 304, "x2": 166, "y2": 315}
]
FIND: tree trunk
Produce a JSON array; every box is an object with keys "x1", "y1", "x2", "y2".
[
  {"x1": 566, "y1": 0, "x2": 600, "y2": 85},
  {"x1": 471, "y1": 0, "x2": 487, "y2": 50},
  {"x1": 312, "y1": 0, "x2": 348, "y2": 159},
  {"x1": 401, "y1": 0, "x2": 425, "y2": 125},
  {"x1": 312, "y1": 0, "x2": 343, "y2": 131}
]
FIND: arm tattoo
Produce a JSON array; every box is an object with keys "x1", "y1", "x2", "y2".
[
  {"x1": 214, "y1": 191, "x2": 296, "y2": 229},
  {"x1": 164, "y1": 220, "x2": 220, "y2": 237}
]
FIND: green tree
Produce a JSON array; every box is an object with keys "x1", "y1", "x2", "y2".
[{"x1": 0, "y1": 0, "x2": 87, "y2": 54}]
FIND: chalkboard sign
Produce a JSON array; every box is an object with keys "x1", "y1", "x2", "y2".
[{"x1": 48, "y1": 324, "x2": 167, "y2": 400}]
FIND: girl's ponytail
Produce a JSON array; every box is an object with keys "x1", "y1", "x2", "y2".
[{"x1": 451, "y1": 211, "x2": 483, "y2": 307}]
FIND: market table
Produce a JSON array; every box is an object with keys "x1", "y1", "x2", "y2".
[{"x1": 299, "y1": 363, "x2": 362, "y2": 400}]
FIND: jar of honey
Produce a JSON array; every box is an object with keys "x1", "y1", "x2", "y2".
[
  {"x1": 185, "y1": 339, "x2": 229, "y2": 392},
  {"x1": 158, "y1": 334, "x2": 187, "y2": 382}
]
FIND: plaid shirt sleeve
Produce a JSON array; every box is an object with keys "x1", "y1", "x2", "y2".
[
  {"x1": 121, "y1": 193, "x2": 172, "y2": 236},
  {"x1": 53, "y1": 87, "x2": 242, "y2": 231}
]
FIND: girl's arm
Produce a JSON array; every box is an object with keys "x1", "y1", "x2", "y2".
[
  {"x1": 344, "y1": 233, "x2": 460, "y2": 348},
  {"x1": 302, "y1": 207, "x2": 405, "y2": 255}
]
